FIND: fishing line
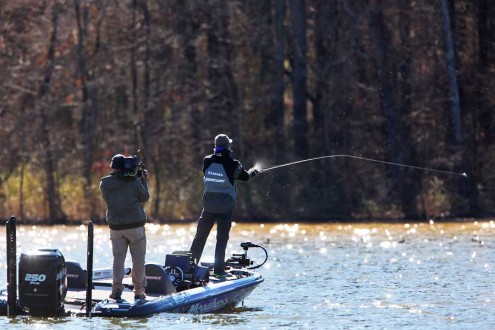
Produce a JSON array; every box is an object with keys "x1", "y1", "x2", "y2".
[{"x1": 260, "y1": 154, "x2": 467, "y2": 177}]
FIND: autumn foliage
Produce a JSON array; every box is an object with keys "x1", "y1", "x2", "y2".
[{"x1": 0, "y1": 1, "x2": 494, "y2": 223}]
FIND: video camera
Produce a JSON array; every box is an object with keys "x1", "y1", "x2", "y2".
[{"x1": 123, "y1": 155, "x2": 146, "y2": 178}]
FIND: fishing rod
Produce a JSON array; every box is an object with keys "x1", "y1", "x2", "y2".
[{"x1": 259, "y1": 154, "x2": 468, "y2": 177}]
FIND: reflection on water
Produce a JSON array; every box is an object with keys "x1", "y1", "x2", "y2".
[{"x1": 1, "y1": 220, "x2": 495, "y2": 329}]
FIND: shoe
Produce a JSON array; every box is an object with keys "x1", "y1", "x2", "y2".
[
  {"x1": 134, "y1": 293, "x2": 146, "y2": 300},
  {"x1": 109, "y1": 289, "x2": 122, "y2": 300},
  {"x1": 212, "y1": 272, "x2": 232, "y2": 279}
]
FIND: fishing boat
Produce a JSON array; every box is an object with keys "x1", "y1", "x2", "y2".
[{"x1": 1, "y1": 217, "x2": 267, "y2": 317}]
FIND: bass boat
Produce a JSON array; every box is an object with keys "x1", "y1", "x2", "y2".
[{"x1": 0, "y1": 217, "x2": 267, "y2": 317}]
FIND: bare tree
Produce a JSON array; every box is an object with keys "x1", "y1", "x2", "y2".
[
  {"x1": 73, "y1": 0, "x2": 102, "y2": 220},
  {"x1": 439, "y1": 0, "x2": 462, "y2": 145},
  {"x1": 37, "y1": 1, "x2": 67, "y2": 223},
  {"x1": 288, "y1": 0, "x2": 309, "y2": 159}
]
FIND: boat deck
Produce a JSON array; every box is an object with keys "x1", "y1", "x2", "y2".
[
  {"x1": 64, "y1": 274, "x2": 233, "y2": 306},
  {"x1": 64, "y1": 277, "x2": 161, "y2": 306}
]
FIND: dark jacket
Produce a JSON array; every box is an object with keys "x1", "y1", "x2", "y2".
[
  {"x1": 100, "y1": 172, "x2": 149, "y2": 230},
  {"x1": 202, "y1": 150, "x2": 250, "y2": 213}
]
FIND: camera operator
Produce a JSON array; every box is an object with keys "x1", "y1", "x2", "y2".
[{"x1": 99, "y1": 154, "x2": 149, "y2": 300}]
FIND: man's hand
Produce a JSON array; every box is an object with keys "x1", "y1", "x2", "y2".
[{"x1": 248, "y1": 168, "x2": 259, "y2": 177}]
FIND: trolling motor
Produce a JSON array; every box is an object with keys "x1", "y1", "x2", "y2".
[{"x1": 225, "y1": 242, "x2": 268, "y2": 270}]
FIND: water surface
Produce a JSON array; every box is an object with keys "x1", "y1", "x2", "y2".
[{"x1": 0, "y1": 220, "x2": 494, "y2": 329}]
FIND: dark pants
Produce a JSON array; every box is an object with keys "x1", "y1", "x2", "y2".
[{"x1": 190, "y1": 209, "x2": 233, "y2": 274}]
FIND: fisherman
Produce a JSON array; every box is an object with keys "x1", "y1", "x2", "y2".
[
  {"x1": 99, "y1": 154, "x2": 149, "y2": 300},
  {"x1": 189, "y1": 134, "x2": 259, "y2": 278}
]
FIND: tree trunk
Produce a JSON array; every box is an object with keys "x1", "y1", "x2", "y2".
[
  {"x1": 440, "y1": 0, "x2": 463, "y2": 145},
  {"x1": 176, "y1": 0, "x2": 202, "y2": 156},
  {"x1": 39, "y1": 1, "x2": 66, "y2": 223},
  {"x1": 130, "y1": 0, "x2": 140, "y2": 147},
  {"x1": 460, "y1": 0, "x2": 492, "y2": 217},
  {"x1": 74, "y1": 0, "x2": 100, "y2": 220},
  {"x1": 368, "y1": 0, "x2": 397, "y2": 160},
  {"x1": 312, "y1": 0, "x2": 351, "y2": 220},
  {"x1": 288, "y1": 0, "x2": 309, "y2": 160},
  {"x1": 205, "y1": 0, "x2": 239, "y2": 135},
  {"x1": 397, "y1": 0, "x2": 419, "y2": 219},
  {"x1": 137, "y1": 0, "x2": 162, "y2": 218},
  {"x1": 271, "y1": 0, "x2": 286, "y2": 163},
  {"x1": 368, "y1": 0, "x2": 417, "y2": 218}
]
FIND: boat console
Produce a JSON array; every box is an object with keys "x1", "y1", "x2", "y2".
[{"x1": 164, "y1": 251, "x2": 209, "y2": 291}]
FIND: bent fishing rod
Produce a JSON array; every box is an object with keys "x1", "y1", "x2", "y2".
[{"x1": 259, "y1": 154, "x2": 467, "y2": 177}]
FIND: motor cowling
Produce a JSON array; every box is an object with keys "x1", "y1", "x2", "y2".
[{"x1": 18, "y1": 248, "x2": 67, "y2": 316}]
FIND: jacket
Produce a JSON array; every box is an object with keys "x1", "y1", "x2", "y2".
[
  {"x1": 202, "y1": 151, "x2": 250, "y2": 213},
  {"x1": 100, "y1": 172, "x2": 149, "y2": 230}
]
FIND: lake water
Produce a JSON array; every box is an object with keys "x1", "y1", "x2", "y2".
[{"x1": 0, "y1": 220, "x2": 494, "y2": 329}]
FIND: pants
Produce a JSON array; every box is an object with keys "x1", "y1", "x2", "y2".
[
  {"x1": 190, "y1": 209, "x2": 233, "y2": 274},
  {"x1": 110, "y1": 226, "x2": 147, "y2": 295}
]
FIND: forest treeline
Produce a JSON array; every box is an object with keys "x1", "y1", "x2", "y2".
[{"x1": 1, "y1": 0, "x2": 494, "y2": 224}]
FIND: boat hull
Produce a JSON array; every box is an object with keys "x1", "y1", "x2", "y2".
[{"x1": 90, "y1": 273, "x2": 263, "y2": 317}]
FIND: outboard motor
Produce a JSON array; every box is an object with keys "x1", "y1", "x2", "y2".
[{"x1": 18, "y1": 248, "x2": 67, "y2": 316}]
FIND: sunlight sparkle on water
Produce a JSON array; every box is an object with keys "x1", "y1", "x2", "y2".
[
  {"x1": 353, "y1": 228, "x2": 371, "y2": 236},
  {"x1": 146, "y1": 223, "x2": 162, "y2": 235},
  {"x1": 380, "y1": 241, "x2": 397, "y2": 249},
  {"x1": 3, "y1": 222, "x2": 495, "y2": 328},
  {"x1": 175, "y1": 227, "x2": 187, "y2": 237}
]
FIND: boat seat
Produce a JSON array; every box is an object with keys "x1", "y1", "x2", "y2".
[
  {"x1": 66, "y1": 261, "x2": 87, "y2": 290},
  {"x1": 145, "y1": 263, "x2": 176, "y2": 295}
]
